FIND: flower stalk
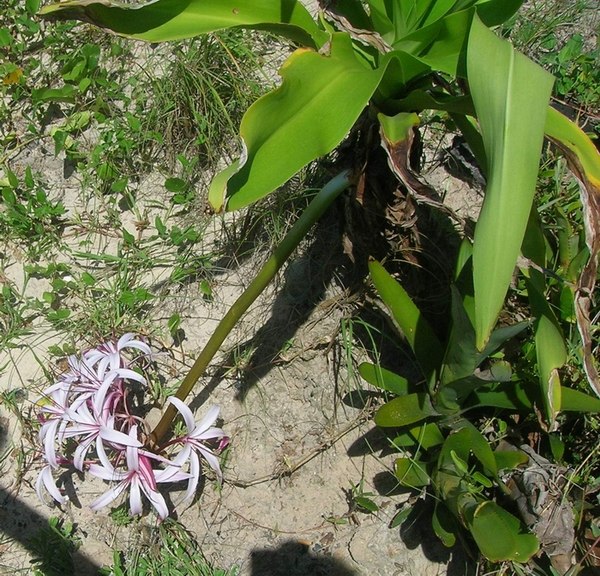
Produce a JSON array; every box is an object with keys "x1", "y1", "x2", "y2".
[{"x1": 149, "y1": 169, "x2": 353, "y2": 447}]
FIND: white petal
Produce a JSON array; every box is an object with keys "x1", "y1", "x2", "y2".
[
  {"x1": 140, "y1": 482, "x2": 169, "y2": 520},
  {"x1": 192, "y1": 426, "x2": 227, "y2": 442},
  {"x1": 182, "y1": 451, "x2": 201, "y2": 503},
  {"x1": 125, "y1": 427, "x2": 140, "y2": 471},
  {"x1": 88, "y1": 462, "x2": 126, "y2": 481},
  {"x1": 90, "y1": 480, "x2": 128, "y2": 511},
  {"x1": 36, "y1": 466, "x2": 66, "y2": 505},
  {"x1": 118, "y1": 334, "x2": 152, "y2": 356},
  {"x1": 128, "y1": 478, "x2": 143, "y2": 516},
  {"x1": 73, "y1": 435, "x2": 95, "y2": 471},
  {"x1": 196, "y1": 445, "x2": 223, "y2": 481},
  {"x1": 113, "y1": 368, "x2": 146, "y2": 385},
  {"x1": 191, "y1": 405, "x2": 220, "y2": 437},
  {"x1": 167, "y1": 397, "x2": 196, "y2": 433},
  {"x1": 99, "y1": 425, "x2": 142, "y2": 448}
]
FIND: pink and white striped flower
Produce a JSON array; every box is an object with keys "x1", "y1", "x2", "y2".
[
  {"x1": 167, "y1": 397, "x2": 229, "y2": 503},
  {"x1": 34, "y1": 334, "x2": 227, "y2": 520},
  {"x1": 88, "y1": 427, "x2": 190, "y2": 520}
]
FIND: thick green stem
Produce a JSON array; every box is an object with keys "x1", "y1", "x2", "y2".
[{"x1": 150, "y1": 170, "x2": 353, "y2": 446}]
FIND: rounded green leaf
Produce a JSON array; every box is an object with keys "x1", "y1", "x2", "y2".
[
  {"x1": 470, "y1": 501, "x2": 539, "y2": 562},
  {"x1": 375, "y1": 393, "x2": 438, "y2": 427}
]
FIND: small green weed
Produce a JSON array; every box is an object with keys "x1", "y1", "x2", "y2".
[
  {"x1": 0, "y1": 166, "x2": 66, "y2": 258},
  {"x1": 102, "y1": 519, "x2": 239, "y2": 576},
  {"x1": 29, "y1": 516, "x2": 81, "y2": 576}
]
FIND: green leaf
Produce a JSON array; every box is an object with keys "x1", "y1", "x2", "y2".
[
  {"x1": 358, "y1": 362, "x2": 410, "y2": 396},
  {"x1": 493, "y1": 450, "x2": 528, "y2": 471},
  {"x1": 222, "y1": 40, "x2": 428, "y2": 210},
  {"x1": 468, "y1": 15, "x2": 553, "y2": 349},
  {"x1": 375, "y1": 393, "x2": 438, "y2": 427},
  {"x1": 354, "y1": 496, "x2": 379, "y2": 513},
  {"x1": 392, "y1": 422, "x2": 444, "y2": 450},
  {"x1": 439, "y1": 424, "x2": 496, "y2": 477},
  {"x1": 545, "y1": 107, "x2": 600, "y2": 187},
  {"x1": 470, "y1": 382, "x2": 600, "y2": 413},
  {"x1": 440, "y1": 285, "x2": 477, "y2": 385},
  {"x1": 390, "y1": 506, "x2": 412, "y2": 529},
  {"x1": 522, "y1": 210, "x2": 566, "y2": 428},
  {"x1": 164, "y1": 177, "x2": 187, "y2": 193},
  {"x1": 394, "y1": 457, "x2": 431, "y2": 487},
  {"x1": 223, "y1": 36, "x2": 426, "y2": 210},
  {"x1": 40, "y1": 0, "x2": 327, "y2": 48},
  {"x1": 432, "y1": 502, "x2": 457, "y2": 547},
  {"x1": 31, "y1": 85, "x2": 77, "y2": 104},
  {"x1": 369, "y1": 260, "x2": 443, "y2": 384},
  {"x1": 469, "y1": 501, "x2": 539, "y2": 562},
  {"x1": 476, "y1": 320, "x2": 529, "y2": 365},
  {"x1": 393, "y1": 8, "x2": 473, "y2": 75}
]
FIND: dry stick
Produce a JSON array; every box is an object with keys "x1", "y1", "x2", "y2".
[{"x1": 149, "y1": 170, "x2": 354, "y2": 448}]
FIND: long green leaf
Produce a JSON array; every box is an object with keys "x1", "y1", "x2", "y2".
[
  {"x1": 522, "y1": 208, "x2": 567, "y2": 428},
  {"x1": 545, "y1": 107, "x2": 600, "y2": 397},
  {"x1": 369, "y1": 260, "x2": 444, "y2": 384},
  {"x1": 469, "y1": 382, "x2": 600, "y2": 412},
  {"x1": 40, "y1": 0, "x2": 327, "y2": 47},
  {"x1": 358, "y1": 362, "x2": 410, "y2": 396},
  {"x1": 468, "y1": 15, "x2": 553, "y2": 349}
]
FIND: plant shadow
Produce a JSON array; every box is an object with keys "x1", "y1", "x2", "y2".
[
  {"x1": 249, "y1": 540, "x2": 358, "y2": 576},
  {"x1": 0, "y1": 486, "x2": 102, "y2": 575}
]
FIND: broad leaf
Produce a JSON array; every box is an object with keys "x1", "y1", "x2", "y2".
[
  {"x1": 432, "y1": 502, "x2": 458, "y2": 547},
  {"x1": 494, "y1": 450, "x2": 528, "y2": 471},
  {"x1": 439, "y1": 424, "x2": 496, "y2": 477},
  {"x1": 392, "y1": 422, "x2": 444, "y2": 450},
  {"x1": 469, "y1": 501, "x2": 539, "y2": 562},
  {"x1": 40, "y1": 0, "x2": 327, "y2": 47},
  {"x1": 468, "y1": 15, "x2": 554, "y2": 349},
  {"x1": 358, "y1": 362, "x2": 410, "y2": 396},
  {"x1": 221, "y1": 36, "x2": 428, "y2": 210},
  {"x1": 394, "y1": 457, "x2": 431, "y2": 487},
  {"x1": 470, "y1": 382, "x2": 600, "y2": 412},
  {"x1": 393, "y1": 8, "x2": 473, "y2": 75},
  {"x1": 375, "y1": 393, "x2": 438, "y2": 427}
]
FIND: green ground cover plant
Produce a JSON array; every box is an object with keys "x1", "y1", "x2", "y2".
[{"x1": 1, "y1": 0, "x2": 598, "y2": 573}]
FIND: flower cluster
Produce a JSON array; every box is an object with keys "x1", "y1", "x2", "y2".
[{"x1": 36, "y1": 334, "x2": 228, "y2": 520}]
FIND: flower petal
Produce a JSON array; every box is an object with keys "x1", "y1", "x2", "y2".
[
  {"x1": 140, "y1": 482, "x2": 169, "y2": 520},
  {"x1": 128, "y1": 477, "x2": 143, "y2": 516},
  {"x1": 191, "y1": 405, "x2": 220, "y2": 437},
  {"x1": 90, "y1": 480, "x2": 128, "y2": 511},
  {"x1": 182, "y1": 450, "x2": 201, "y2": 504},
  {"x1": 36, "y1": 465, "x2": 66, "y2": 505},
  {"x1": 167, "y1": 397, "x2": 196, "y2": 434}
]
